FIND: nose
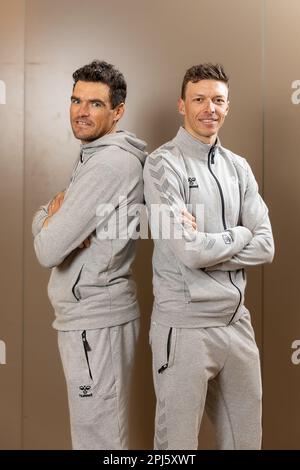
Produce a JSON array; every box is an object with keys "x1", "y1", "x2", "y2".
[
  {"x1": 204, "y1": 99, "x2": 215, "y2": 114},
  {"x1": 78, "y1": 101, "x2": 90, "y2": 116}
]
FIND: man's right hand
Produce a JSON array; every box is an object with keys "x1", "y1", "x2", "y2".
[
  {"x1": 48, "y1": 191, "x2": 65, "y2": 216},
  {"x1": 78, "y1": 238, "x2": 91, "y2": 249},
  {"x1": 182, "y1": 210, "x2": 197, "y2": 231}
]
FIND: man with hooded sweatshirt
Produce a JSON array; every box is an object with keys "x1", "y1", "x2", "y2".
[
  {"x1": 144, "y1": 63, "x2": 274, "y2": 449},
  {"x1": 32, "y1": 60, "x2": 147, "y2": 450}
]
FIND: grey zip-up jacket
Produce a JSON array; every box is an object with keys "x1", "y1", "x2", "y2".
[
  {"x1": 33, "y1": 131, "x2": 147, "y2": 330},
  {"x1": 144, "y1": 127, "x2": 274, "y2": 328}
]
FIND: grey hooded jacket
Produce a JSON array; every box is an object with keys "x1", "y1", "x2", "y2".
[
  {"x1": 143, "y1": 127, "x2": 274, "y2": 328},
  {"x1": 33, "y1": 131, "x2": 147, "y2": 330}
]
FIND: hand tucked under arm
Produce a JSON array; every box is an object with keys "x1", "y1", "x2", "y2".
[
  {"x1": 205, "y1": 162, "x2": 274, "y2": 271},
  {"x1": 182, "y1": 209, "x2": 197, "y2": 231},
  {"x1": 205, "y1": 217, "x2": 274, "y2": 271},
  {"x1": 43, "y1": 191, "x2": 65, "y2": 228},
  {"x1": 33, "y1": 159, "x2": 128, "y2": 268},
  {"x1": 144, "y1": 153, "x2": 253, "y2": 270}
]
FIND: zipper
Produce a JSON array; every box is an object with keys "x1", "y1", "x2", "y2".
[
  {"x1": 81, "y1": 330, "x2": 93, "y2": 381},
  {"x1": 207, "y1": 145, "x2": 242, "y2": 325},
  {"x1": 208, "y1": 146, "x2": 226, "y2": 229},
  {"x1": 72, "y1": 265, "x2": 84, "y2": 301},
  {"x1": 158, "y1": 328, "x2": 173, "y2": 374},
  {"x1": 70, "y1": 152, "x2": 83, "y2": 185},
  {"x1": 228, "y1": 272, "x2": 242, "y2": 323}
]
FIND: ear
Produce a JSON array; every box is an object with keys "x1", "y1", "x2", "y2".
[
  {"x1": 113, "y1": 102, "x2": 125, "y2": 123},
  {"x1": 178, "y1": 98, "x2": 186, "y2": 116},
  {"x1": 224, "y1": 100, "x2": 230, "y2": 116}
]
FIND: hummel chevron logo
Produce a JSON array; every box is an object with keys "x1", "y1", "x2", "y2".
[
  {"x1": 154, "y1": 179, "x2": 170, "y2": 195},
  {"x1": 156, "y1": 427, "x2": 167, "y2": 440},
  {"x1": 149, "y1": 166, "x2": 165, "y2": 180},
  {"x1": 149, "y1": 155, "x2": 162, "y2": 166},
  {"x1": 158, "y1": 412, "x2": 166, "y2": 425},
  {"x1": 158, "y1": 398, "x2": 166, "y2": 408}
]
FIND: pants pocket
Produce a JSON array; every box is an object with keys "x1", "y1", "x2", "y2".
[
  {"x1": 81, "y1": 330, "x2": 93, "y2": 381},
  {"x1": 155, "y1": 324, "x2": 177, "y2": 374}
]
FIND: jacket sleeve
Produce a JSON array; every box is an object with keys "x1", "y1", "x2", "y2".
[
  {"x1": 32, "y1": 160, "x2": 124, "y2": 268},
  {"x1": 32, "y1": 203, "x2": 50, "y2": 237},
  {"x1": 143, "y1": 152, "x2": 253, "y2": 270},
  {"x1": 206, "y1": 161, "x2": 274, "y2": 271}
]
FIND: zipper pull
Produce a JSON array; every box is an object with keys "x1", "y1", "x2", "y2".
[
  {"x1": 158, "y1": 363, "x2": 168, "y2": 374},
  {"x1": 81, "y1": 331, "x2": 91, "y2": 351},
  {"x1": 211, "y1": 147, "x2": 216, "y2": 164}
]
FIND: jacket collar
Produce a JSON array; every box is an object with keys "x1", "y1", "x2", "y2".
[{"x1": 173, "y1": 126, "x2": 220, "y2": 161}]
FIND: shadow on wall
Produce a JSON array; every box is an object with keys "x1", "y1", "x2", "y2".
[
  {"x1": 136, "y1": 100, "x2": 182, "y2": 153},
  {"x1": 130, "y1": 238, "x2": 155, "y2": 449}
]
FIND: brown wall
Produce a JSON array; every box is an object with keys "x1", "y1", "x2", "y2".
[
  {"x1": 0, "y1": 0, "x2": 298, "y2": 449},
  {"x1": 0, "y1": 0, "x2": 25, "y2": 449},
  {"x1": 263, "y1": 0, "x2": 300, "y2": 449}
]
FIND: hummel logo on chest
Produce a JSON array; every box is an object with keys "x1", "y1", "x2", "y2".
[{"x1": 188, "y1": 177, "x2": 199, "y2": 188}]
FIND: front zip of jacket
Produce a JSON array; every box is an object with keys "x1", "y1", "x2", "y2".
[{"x1": 207, "y1": 145, "x2": 242, "y2": 325}]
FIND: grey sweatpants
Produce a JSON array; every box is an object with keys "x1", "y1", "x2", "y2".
[
  {"x1": 58, "y1": 318, "x2": 139, "y2": 450},
  {"x1": 150, "y1": 312, "x2": 262, "y2": 450}
]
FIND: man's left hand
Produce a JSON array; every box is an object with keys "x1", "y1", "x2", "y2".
[{"x1": 43, "y1": 191, "x2": 65, "y2": 228}]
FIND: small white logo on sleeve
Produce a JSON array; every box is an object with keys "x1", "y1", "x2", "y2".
[{"x1": 222, "y1": 233, "x2": 232, "y2": 245}]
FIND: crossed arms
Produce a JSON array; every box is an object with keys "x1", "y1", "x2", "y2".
[{"x1": 143, "y1": 154, "x2": 274, "y2": 271}]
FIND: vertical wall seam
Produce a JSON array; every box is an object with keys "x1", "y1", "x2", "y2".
[
  {"x1": 21, "y1": 0, "x2": 27, "y2": 451},
  {"x1": 261, "y1": 0, "x2": 266, "y2": 449}
]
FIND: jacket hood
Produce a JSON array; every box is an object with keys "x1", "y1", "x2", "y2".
[{"x1": 81, "y1": 130, "x2": 147, "y2": 167}]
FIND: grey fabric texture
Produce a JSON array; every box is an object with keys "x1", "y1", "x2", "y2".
[
  {"x1": 58, "y1": 318, "x2": 139, "y2": 450},
  {"x1": 150, "y1": 312, "x2": 262, "y2": 450}
]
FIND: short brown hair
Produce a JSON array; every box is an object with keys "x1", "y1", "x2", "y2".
[
  {"x1": 73, "y1": 60, "x2": 126, "y2": 108},
  {"x1": 181, "y1": 63, "x2": 229, "y2": 99}
]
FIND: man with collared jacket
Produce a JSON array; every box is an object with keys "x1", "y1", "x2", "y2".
[{"x1": 144, "y1": 63, "x2": 274, "y2": 450}]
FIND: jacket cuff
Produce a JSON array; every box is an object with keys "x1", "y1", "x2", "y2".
[{"x1": 32, "y1": 205, "x2": 49, "y2": 237}]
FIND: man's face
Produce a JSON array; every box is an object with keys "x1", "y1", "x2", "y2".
[
  {"x1": 70, "y1": 80, "x2": 124, "y2": 143},
  {"x1": 178, "y1": 79, "x2": 229, "y2": 144}
]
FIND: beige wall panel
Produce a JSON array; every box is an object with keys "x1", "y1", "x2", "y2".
[
  {"x1": 23, "y1": 0, "x2": 263, "y2": 448},
  {"x1": 264, "y1": 0, "x2": 300, "y2": 449},
  {"x1": 0, "y1": 0, "x2": 24, "y2": 449}
]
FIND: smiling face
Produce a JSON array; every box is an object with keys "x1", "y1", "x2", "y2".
[
  {"x1": 178, "y1": 79, "x2": 229, "y2": 144},
  {"x1": 70, "y1": 80, "x2": 124, "y2": 143}
]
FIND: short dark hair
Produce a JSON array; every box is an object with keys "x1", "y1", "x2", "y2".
[
  {"x1": 181, "y1": 63, "x2": 229, "y2": 99},
  {"x1": 72, "y1": 60, "x2": 127, "y2": 108}
]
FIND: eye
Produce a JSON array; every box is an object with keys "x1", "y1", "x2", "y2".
[
  {"x1": 92, "y1": 102, "x2": 102, "y2": 108},
  {"x1": 194, "y1": 97, "x2": 204, "y2": 102},
  {"x1": 71, "y1": 98, "x2": 80, "y2": 104},
  {"x1": 215, "y1": 98, "x2": 226, "y2": 105}
]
